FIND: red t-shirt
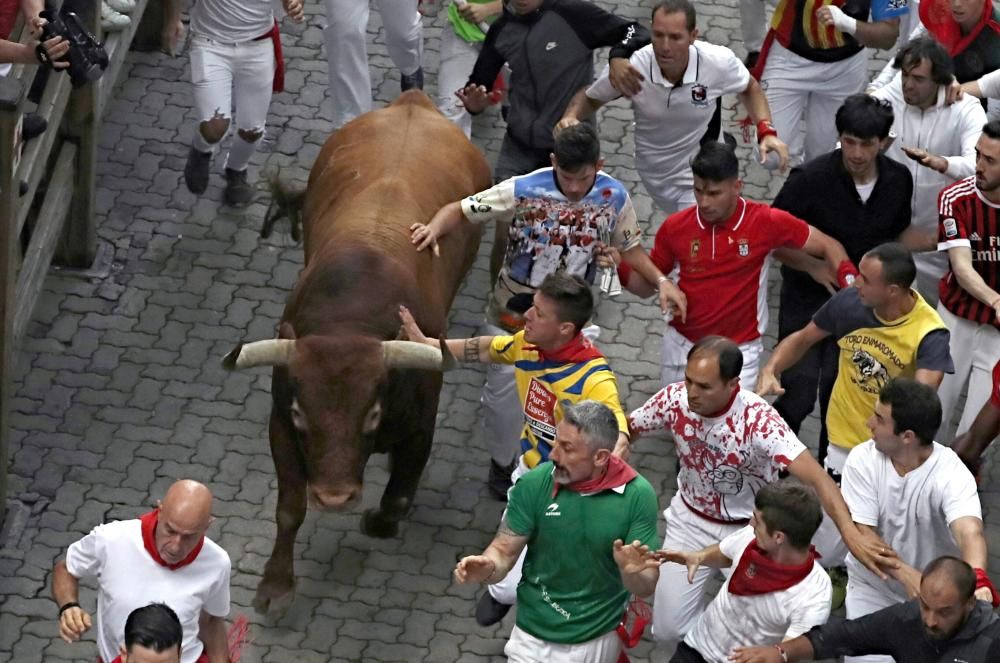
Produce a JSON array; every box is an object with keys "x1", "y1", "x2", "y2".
[
  {"x1": 652, "y1": 198, "x2": 810, "y2": 344},
  {"x1": 937, "y1": 176, "x2": 1000, "y2": 327},
  {"x1": 0, "y1": 0, "x2": 19, "y2": 41}
]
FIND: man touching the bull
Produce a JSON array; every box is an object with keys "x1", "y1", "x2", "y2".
[
  {"x1": 400, "y1": 270, "x2": 638, "y2": 627},
  {"x1": 410, "y1": 123, "x2": 680, "y2": 502}
]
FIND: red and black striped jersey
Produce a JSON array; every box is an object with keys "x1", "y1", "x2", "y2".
[{"x1": 938, "y1": 176, "x2": 1000, "y2": 327}]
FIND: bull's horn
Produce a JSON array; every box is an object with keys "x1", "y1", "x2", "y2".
[
  {"x1": 382, "y1": 340, "x2": 454, "y2": 372},
  {"x1": 222, "y1": 339, "x2": 296, "y2": 370}
]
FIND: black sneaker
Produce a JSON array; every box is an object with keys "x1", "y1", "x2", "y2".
[
  {"x1": 184, "y1": 147, "x2": 212, "y2": 194},
  {"x1": 487, "y1": 459, "x2": 514, "y2": 501},
  {"x1": 401, "y1": 67, "x2": 424, "y2": 92},
  {"x1": 224, "y1": 167, "x2": 254, "y2": 206},
  {"x1": 475, "y1": 590, "x2": 512, "y2": 626}
]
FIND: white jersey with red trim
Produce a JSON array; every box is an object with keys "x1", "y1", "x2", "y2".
[{"x1": 630, "y1": 384, "x2": 807, "y2": 521}]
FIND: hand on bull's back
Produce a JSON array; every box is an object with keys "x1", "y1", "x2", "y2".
[
  {"x1": 410, "y1": 222, "x2": 440, "y2": 255},
  {"x1": 398, "y1": 306, "x2": 429, "y2": 345}
]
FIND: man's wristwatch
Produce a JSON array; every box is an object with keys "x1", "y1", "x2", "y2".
[{"x1": 58, "y1": 601, "x2": 80, "y2": 617}]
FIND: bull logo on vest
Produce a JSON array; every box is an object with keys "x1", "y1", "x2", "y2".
[
  {"x1": 691, "y1": 84, "x2": 708, "y2": 107},
  {"x1": 850, "y1": 348, "x2": 889, "y2": 391}
]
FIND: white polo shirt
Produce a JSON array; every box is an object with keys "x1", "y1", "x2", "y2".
[
  {"x1": 684, "y1": 526, "x2": 831, "y2": 662},
  {"x1": 586, "y1": 42, "x2": 751, "y2": 198},
  {"x1": 65, "y1": 519, "x2": 231, "y2": 663},
  {"x1": 842, "y1": 441, "x2": 982, "y2": 601}
]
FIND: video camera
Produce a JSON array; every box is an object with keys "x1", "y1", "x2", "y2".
[{"x1": 37, "y1": 0, "x2": 109, "y2": 87}]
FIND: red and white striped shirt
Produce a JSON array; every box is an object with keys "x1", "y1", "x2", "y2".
[
  {"x1": 938, "y1": 176, "x2": 1000, "y2": 327},
  {"x1": 650, "y1": 198, "x2": 810, "y2": 344}
]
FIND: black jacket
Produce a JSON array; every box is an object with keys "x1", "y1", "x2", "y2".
[
  {"x1": 467, "y1": 0, "x2": 648, "y2": 151},
  {"x1": 773, "y1": 149, "x2": 913, "y2": 313},
  {"x1": 807, "y1": 600, "x2": 1000, "y2": 662}
]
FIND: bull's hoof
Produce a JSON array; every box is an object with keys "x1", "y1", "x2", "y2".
[
  {"x1": 361, "y1": 509, "x2": 400, "y2": 538},
  {"x1": 252, "y1": 583, "x2": 296, "y2": 617}
]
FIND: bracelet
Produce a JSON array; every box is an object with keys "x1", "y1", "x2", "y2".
[
  {"x1": 774, "y1": 644, "x2": 788, "y2": 662},
  {"x1": 58, "y1": 602, "x2": 80, "y2": 617},
  {"x1": 656, "y1": 275, "x2": 669, "y2": 286},
  {"x1": 756, "y1": 120, "x2": 778, "y2": 143}
]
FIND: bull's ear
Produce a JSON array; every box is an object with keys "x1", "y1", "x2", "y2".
[{"x1": 439, "y1": 336, "x2": 457, "y2": 372}]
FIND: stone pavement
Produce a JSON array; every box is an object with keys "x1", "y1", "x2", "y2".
[{"x1": 2, "y1": 1, "x2": 999, "y2": 662}]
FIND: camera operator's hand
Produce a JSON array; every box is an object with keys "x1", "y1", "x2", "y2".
[
  {"x1": 161, "y1": 17, "x2": 185, "y2": 56},
  {"x1": 39, "y1": 35, "x2": 70, "y2": 69}
]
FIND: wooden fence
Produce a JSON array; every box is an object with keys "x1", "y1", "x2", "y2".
[{"x1": 0, "y1": 0, "x2": 160, "y2": 526}]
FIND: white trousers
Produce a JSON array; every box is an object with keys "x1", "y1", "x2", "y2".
[
  {"x1": 323, "y1": 0, "x2": 423, "y2": 128},
  {"x1": 505, "y1": 625, "x2": 621, "y2": 663},
  {"x1": 489, "y1": 458, "x2": 531, "y2": 605},
  {"x1": 936, "y1": 303, "x2": 1000, "y2": 441},
  {"x1": 811, "y1": 445, "x2": 849, "y2": 568},
  {"x1": 844, "y1": 576, "x2": 897, "y2": 663},
  {"x1": 653, "y1": 495, "x2": 741, "y2": 649},
  {"x1": 660, "y1": 325, "x2": 763, "y2": 390},
  {"x1": 189, "y1": 34, "x2": 274, "y2": 131},
  {"x1": 740, "y1": 0, "x2": 767, "y2": 53},
  {"x1": 760, "y1": 42, "x2": 868, "y2": 165},
  {"x1": 641, "y1": 180, "x2": 697, "y2": 218},
  {"x1": 437, "y1": 28, "x2": 481, "y2": 138}
]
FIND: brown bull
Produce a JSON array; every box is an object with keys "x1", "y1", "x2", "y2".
[{"x1": 222, "y1": 91, "x2": 490, "y2": 614}]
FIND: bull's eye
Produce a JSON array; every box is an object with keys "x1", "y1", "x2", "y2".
[
  {"x1": 362, "y1": 401, "x2": 382, "y2": 434},
  {"x1": 290, "y1": 398, "x2": 308, "y2": 433}
]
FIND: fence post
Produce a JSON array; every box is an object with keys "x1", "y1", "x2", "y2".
[
  {"x1": 58, "y1": 0, "x2": 99, "y2": 267},
  {"x1": 0, "y1": 76, "x2": 25, "y2": 526}
]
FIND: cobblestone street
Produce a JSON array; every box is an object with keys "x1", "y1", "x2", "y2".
[{"x1": 2, "y1": 1, "x2": 999, "y2": 661}]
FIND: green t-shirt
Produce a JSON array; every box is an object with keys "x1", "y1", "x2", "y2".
[
  {"x1": 447, "y1": 0, "x2": 496, "y2": 43},
  {"x1": 506, "y1": 462, "x2": 660, "y2": 644}
]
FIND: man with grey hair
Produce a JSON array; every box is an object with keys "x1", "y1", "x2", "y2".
[{"x1": 454, "y1": 400, "x2": 661, "y2": 662}]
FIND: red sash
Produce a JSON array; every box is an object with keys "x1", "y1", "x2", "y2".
[
  {"x1": 727, "y1": 540, "x2": 819, "y2": 596},
  {"x1": 254, "y1": 21, "x2": 284, "y2": 93},
  {"x1": 139, "y1": 509, "x2": 204, "y2": 570}
]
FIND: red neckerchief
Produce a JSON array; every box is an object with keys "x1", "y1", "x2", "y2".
[
  {"x1": 525, "y1": 333, "x2": 604, "y2": 364},
  {"x1": 727, "y1": 540, "x2": 819, "y2": 596},
  {"x1": 920, "y1": 0, "x2": 1000, "y2": 55},
  {"x1": 139, "y1": 509, "x2": 204, "y2": 570},
  {"x1": 552, "y1": 455, "x2": 638, "y2": 498}
]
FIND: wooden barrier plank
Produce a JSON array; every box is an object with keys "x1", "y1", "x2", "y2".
[
  {"x1": 14, "y1": 142, "x2": 77, "y2": 342},
  {"x1": 0, "y1": 76, "x2": 25, "y2": 528},
  {"x1": 14, "y1": 72, "x2": 72, "y2": 237}
]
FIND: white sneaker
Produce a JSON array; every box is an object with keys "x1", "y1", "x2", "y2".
[
  {"x1": 106, "y1": 0, "x2": 135, "y2": 14},
  {"x1": 101, "y1": 2, "x2": 131, "y2": 31}
]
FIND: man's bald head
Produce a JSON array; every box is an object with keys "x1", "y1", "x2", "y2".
[
  {"x1": 919, "y1": 556, "x2": 976, "y2": 641},
  {"x1": 155, "y1": 480, "x2": 213, "y2": 565}
]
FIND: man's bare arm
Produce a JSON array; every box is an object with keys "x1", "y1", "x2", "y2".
[
  {"x1": 454, "y1": 514, "x2": 530, "y2": 584},
  {"x1": 199, "y1": 612, "x2": 229, "y2": 663}
]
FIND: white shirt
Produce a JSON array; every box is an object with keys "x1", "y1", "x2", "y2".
[
  {"x1": 630, "y1": 386, "x2": 807, "y2": 521},
  {"x1": 685, "y1": 526, "x2": 832, "y2": 663},
  {"x1": 586, "y1": 42, "x2": 750, "y2": 195},
  {"x1": 190, "y1": 0, "x2": 274, "y2": 43},
  {"x1": 842, "y1": 441, "x2": 982, "y2": 600},
  {"x1": 65, "y1": 519, "x2": 231, "y2": 663},
  {"x1": 979, "y1": 68, "x2": 1000, "y2": 98},
  {"x1": 872, "y1": 74, "x2": 986, "y2": 279}
]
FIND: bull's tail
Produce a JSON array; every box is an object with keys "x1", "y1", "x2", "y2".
[{"x1": 262, "y1": 174, "x2": 307, "y2": 242}]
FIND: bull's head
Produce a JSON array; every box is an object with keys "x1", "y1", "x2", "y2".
[{"x1": 222, "y1": 332, "x2": 454, "y2": 510}]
